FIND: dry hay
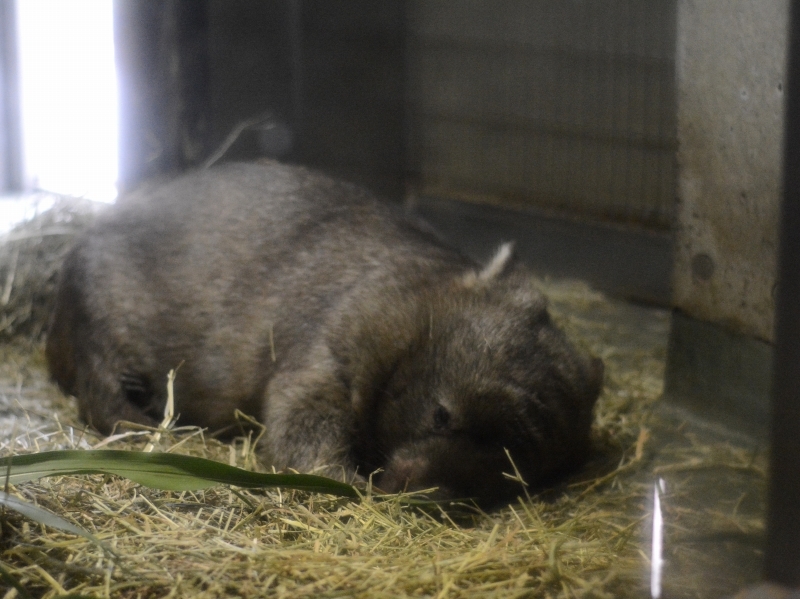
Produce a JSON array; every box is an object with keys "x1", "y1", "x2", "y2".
[
  {"x1": 0, "y1": 195, "x2": 103, "y2": 341},
  {"x1": 0, "y1": 268, "x2": 766, "y2": 597}
]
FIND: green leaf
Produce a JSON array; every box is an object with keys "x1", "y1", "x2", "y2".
[
  {"x1": 2, "y1": 450, "x2": 358, "y2": 498},
  {"x1": 0, "y1": 491, "x2": 115, "y2": 558}
]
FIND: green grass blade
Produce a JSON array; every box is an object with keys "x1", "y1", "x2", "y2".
[
  {"x1": 3, "y1": 450, "x2": 358, "y2": 498},
  {"x1": 0, "y1": 491, "x2": 115, "y2": 558}
]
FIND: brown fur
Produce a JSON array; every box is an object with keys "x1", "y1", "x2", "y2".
[{"x1": 46, "y1": 161, "x2": 603, "y2": 507}]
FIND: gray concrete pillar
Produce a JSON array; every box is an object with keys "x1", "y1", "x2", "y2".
[{"x1": 665, "y1": 0, "x2": 788, "y2": 436}]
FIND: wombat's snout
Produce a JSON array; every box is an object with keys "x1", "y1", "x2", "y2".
[{"x1": 377, "y1": 454, "x2": 433, "y2": 494}]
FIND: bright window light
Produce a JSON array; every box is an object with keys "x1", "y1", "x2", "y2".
[{"x1": 16, "y1": 0, "x2": 118, "y2": 203}]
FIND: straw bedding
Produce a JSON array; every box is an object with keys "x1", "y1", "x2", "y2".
[{"x1": 0, "y1": 200, "x2": 765, "y2": 598}]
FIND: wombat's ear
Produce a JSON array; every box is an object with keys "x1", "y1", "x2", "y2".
[{"x1": 461, "y1": 242, "x2": 516, "y2": 287}]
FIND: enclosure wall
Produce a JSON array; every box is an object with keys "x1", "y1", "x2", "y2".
[
  {"x1": 672, "y1": 0, "x2": 787, "y2": 343},
  {"x1": 406, "y1": 0, "x2": 677, "y2": 229}
]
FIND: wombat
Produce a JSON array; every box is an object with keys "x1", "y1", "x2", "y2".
[{"x1": 46, "y1": 160, "x2": 603, "y2": 507}]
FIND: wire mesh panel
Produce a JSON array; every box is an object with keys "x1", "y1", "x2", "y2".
[{"x1": 406, "y1": 0, "x2": 677, "y2": 229}]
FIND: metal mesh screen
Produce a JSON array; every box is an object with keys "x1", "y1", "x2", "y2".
[{"x1": 406, "y1": 0, "x2": 677, "y2": 229}]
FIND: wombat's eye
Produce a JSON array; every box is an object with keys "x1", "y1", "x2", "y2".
[{"x1": 433, "y1": 405, "x2": 451, "y2": 430}]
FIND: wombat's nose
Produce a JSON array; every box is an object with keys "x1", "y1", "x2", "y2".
[{"x1": 378, "y1": 455, "x2": 430, "y2": 494}]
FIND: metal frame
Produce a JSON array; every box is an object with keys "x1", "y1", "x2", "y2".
[
  {"x1": 765, "y1": 0, "x2": 800, "y2": 586},
  {"x1": 0, "y1": 0, "x2": 23, "y2": 193}
]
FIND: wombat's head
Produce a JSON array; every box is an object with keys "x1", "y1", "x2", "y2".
[{"x1": 354, "y1": 245, "x2": 604, "y2": 508}]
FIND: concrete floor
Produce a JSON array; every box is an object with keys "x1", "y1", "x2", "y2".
[{"x1": 540, "y1": 277, "x2": 766, "y2": 598}]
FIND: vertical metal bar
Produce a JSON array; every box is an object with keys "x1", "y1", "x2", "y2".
[
  {"x1": 114, "y1": 0, "x2": 211, "y2": 191},
  {"x1": 0, "y1": 0, "x2": 23, "y2": 192},
  {"x1": 765, "y1": 0, "x2": 800, "y2": 586}
]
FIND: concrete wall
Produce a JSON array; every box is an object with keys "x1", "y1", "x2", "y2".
[{"x1": 673, "y1": 0, "x2": 787, "y2": 343}]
